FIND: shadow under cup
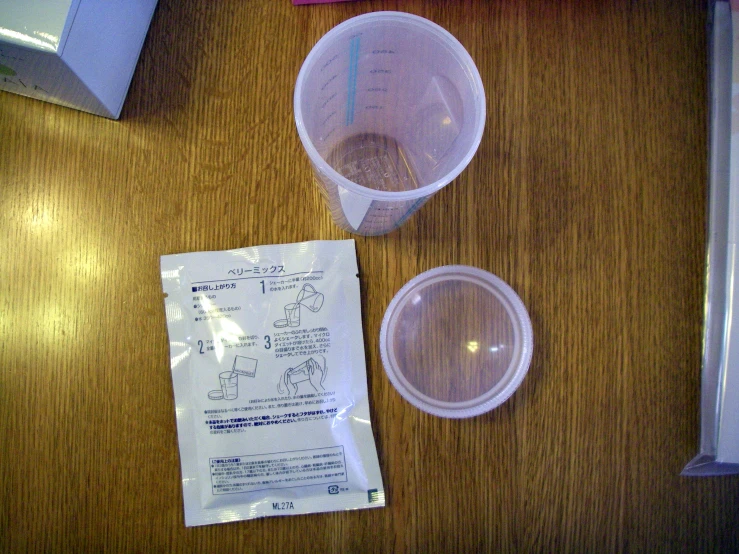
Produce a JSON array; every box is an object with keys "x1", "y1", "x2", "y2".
[{"x1": 294, "y1": 12, "x2": 486, "y2": 236}]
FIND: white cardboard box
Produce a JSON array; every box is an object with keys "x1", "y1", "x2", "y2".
[
  {"x1": 0, "y1": 0, "x2": 158, "y2": 119},
  {"x1": 683, "y1": 0, "x2": 739, "y2": 476}
]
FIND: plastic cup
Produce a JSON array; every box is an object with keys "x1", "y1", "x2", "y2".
[
  {"x1": 272, "y1": 303, "x2": 301, "y2": 329},
  {"x1": 380, "y1": 266, "x2": 533, "y2": 418},
  {"x1": 294, "y1": 12, "x2": 486, "y2": 236},
  {"x1": 219, "y1": 371, "x2": 239, "y2": 400}
]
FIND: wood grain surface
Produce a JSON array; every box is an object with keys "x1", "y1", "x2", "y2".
[{"x1": 1, "y1": 0, "x2": 737, "y2": 551}]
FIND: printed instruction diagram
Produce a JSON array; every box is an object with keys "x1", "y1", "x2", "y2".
[
  {"x1": 207, "y1": 355, "x2": 258, "y2": 401},
  {"x1": 274, "y1": 283, "x2": 324, "y2": 328},
  {"x1": 277, "y1": 356, "x2": 328, "y2": 396}
]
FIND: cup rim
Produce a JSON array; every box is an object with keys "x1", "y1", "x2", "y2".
[{"x1": 294, "y1": 11, "x2": 486, "y2": 202}]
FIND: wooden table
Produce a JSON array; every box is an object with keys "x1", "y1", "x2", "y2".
[{"x1": 2, "y1": 0, "x2": 737, "y2": 551}]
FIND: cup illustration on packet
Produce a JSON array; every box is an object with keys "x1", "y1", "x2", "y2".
[
  {"x1": 207, "y1": 355, "x2": 258, "y2": 401},
  {"x1": 273, "y1": 283, "x2": 324, "y2": 328}
]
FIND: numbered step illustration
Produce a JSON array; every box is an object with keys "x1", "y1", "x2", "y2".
[
  {"x1": 277, "y1": 356, "x2": 328, "y2": 396},
  {"x1": 208, "y1": 355, "x2": 258, "y2": 401},
  {"x1": 273, "y1": 283, "x2": 324, "y2": 328}
]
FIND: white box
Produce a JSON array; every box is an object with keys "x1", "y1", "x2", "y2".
[
  {"x1": 683, "y1": 0, "x2": 739, "y2": 476},
  {"x1": 0, "y1": 0, "x2": 158, "y2": 119}
]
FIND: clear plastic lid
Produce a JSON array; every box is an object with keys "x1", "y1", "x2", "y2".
[{"x1": 379, "y1": 265, "x2": 533, "y2": 418}]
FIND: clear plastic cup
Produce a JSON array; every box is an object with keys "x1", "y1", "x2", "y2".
[{"x1": 294, "y1": 12, "x2": 486, "y2": 236}]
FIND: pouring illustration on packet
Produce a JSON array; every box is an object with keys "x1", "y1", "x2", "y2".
[
  {"x1": 273, "y1": 283, "x2": 324, "y2": 328},
  {"x1": 207, "y1": 355, "x2": 258, "y2": 401}
]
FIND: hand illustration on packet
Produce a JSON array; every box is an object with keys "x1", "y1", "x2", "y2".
[{"x1": 161, "y1": 240, "x2": 385, "y2": 526}]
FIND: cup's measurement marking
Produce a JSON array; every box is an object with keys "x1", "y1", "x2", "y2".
[
  {"x1": 320, "y1": 92, "x2": 337, "y2": 109},
  {"x1": 321, "y1": 54, "x2": 339, "y2": 71},
  {"x1": 393, "y1": 197, "x2": 427, "y2": 230},
  {"x1": 321, "y1": 73, "x2": 338, "y2": 91}
]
